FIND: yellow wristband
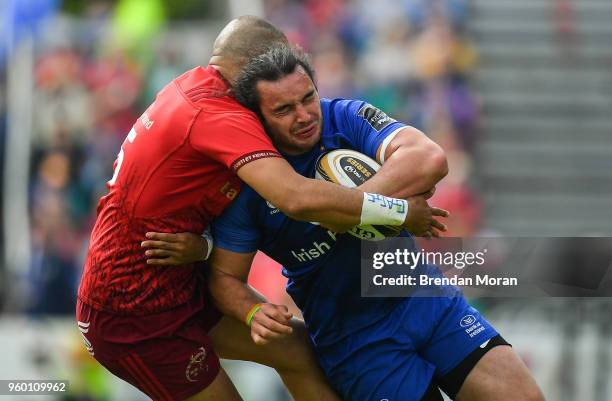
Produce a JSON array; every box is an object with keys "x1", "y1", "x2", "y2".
[{"x1": 245, "y1": 303, "x2": 263, "y2": 327}]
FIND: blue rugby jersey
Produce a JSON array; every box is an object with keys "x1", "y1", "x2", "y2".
[{"x1": 213, "y1": 98, "x2": 412, "y2": 346}]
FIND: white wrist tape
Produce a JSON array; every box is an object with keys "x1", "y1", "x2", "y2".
[
  {"x1": 201, "y1": 228, "x2": 214, "y2": 261},
  {"x1": 360, "y1": 192, "x2": 408, "y2": 226}
]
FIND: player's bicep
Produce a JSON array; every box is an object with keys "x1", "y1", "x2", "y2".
[
  {"x1": 208, "y1": 248, "x2": 256, "y2": 283},
  {"x1": 375, "y1": 126, "x2": 416, "y2": 164},
  {"x1": 211, "y1": 190, "x2": 262, "y2": 277},
  {"x1": 375, "y1": 126, "x2": 440, "y2": 165}
]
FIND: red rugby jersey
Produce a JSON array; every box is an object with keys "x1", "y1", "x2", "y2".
[{"x1": 79, "y1": 66, "x2": 281, "y2": 316}]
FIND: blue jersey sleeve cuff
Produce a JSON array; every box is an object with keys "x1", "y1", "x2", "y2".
[{"x1": 213, "y1": 239, "x2": 258, "y2": 254}]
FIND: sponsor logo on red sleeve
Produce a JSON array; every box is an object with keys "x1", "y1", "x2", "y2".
[{"x1": 231, "y1": 151, "x2": 282, "y2": 172}]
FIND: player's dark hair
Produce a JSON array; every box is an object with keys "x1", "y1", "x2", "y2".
[{"x1": 232, "y1": 45, "x2": 316, "y2": 117}]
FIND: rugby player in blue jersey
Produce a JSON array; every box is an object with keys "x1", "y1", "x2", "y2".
[{"x1": 147, "y1": 46, "x2": 545, "y2": 401}]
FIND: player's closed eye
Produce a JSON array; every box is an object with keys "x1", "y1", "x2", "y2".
[
  {"x1": 303, "y1": 92, "x2": 315, "y2": 103},
  {"x1": 274, "y1": 106, "x2": 292, "y2": 116}
]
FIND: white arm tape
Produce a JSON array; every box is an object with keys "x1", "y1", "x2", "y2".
[
  {"x1": 201, "y1": 228, "x2": 214, "y2": 261},
  {"x1": 360, "y1": 192, "x2": 408, "y2": 226}
]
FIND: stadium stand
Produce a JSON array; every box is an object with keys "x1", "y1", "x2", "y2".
[{"x1": 472, "y1": 0, "x2": 612, "y2": 235}]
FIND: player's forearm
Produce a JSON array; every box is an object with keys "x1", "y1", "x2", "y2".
[
  {"x1": 283, "y1": 177, "x2": 364, "y2": 225},
  {"x1": 208, "y1": 268, "x2": 266, "y2": 323},
  {"x1": 238, "y1": 157, "x2": 363, "y2": 226},
  {"x1": 238, "y1": 155, "x2": 413, "y2": 231},
  {"x1": 362, "y1": 139, "x2": 448, "y2": 199}
]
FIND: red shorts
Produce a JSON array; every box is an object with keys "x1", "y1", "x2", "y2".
[{"x1": 76, "y1": 299, "x2": 223, "y2": 401}]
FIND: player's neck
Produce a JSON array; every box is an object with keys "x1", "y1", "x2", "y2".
[{"x1": 208, "y1": 57, "x2": 239, "y2": 86}]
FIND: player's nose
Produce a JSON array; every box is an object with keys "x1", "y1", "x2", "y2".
[{"x1": 295, "y1": 104, "x2": 310, "y2": 122}]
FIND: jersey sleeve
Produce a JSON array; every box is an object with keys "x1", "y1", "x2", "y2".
[
  {"x1": 212, "y1": 190, "x2": 260, "y2": 253},
  {"x1": 190, "y1": 110, "x2": 281, "y2": 172},
  {"x1": 321, "y1": 98, "x2": 408, "y2": 161}
]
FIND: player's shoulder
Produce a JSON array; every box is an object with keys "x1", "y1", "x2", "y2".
[
  {"x1": 326, "y1": 98, "x2": 403, "y2": 135},
  {"x1": 320, "y1": 97, "x2": 363, "y2": 111},
  {"x1": 321, "y1": 97, "x2": 369, "y2": 120},
  {"x1": 173, "y1": 66, "x2": 226, "y2": 99},
  {"x1": 320, "y1": 98, "x2": 368, "y2": 134},
  {"x1": 173, "y1": 66, "x2": 254, "y2": 115}
]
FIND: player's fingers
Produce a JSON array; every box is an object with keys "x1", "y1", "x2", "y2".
[
  {"x1": 145, "y1": 248, "x2": 175, "y2": 258},
  {"x1": 431, "y1": 219, "x2": 447, "y2": 232},
  {"x1": 145, "y1": 232, "x2": 180, "y2": 242},
  {"x1": 252, "y1": 324, "x2": 286, "y2": 341},
  {"x1": 251, "y1": 332, "x2": 269, "y2": 346},
  {"x1": 256, "y1": 308, "x2": 291, "y2": 328},
  {"x1": 273, "y1": 304, "x2": 292, "y2": 320},
  {"x1": 258, "y1": 314, "x2": 293, "y2": 335},
  {"x1": 418, "y1": 224, "x2": 430, "y2": 236},
  {"x1": 262, "y1": 305, "x2": 292, "y2": 324},
  {"x1": 431, "y1": 208, "x2": 450, "y2": 218},
  {"x1": 141, "y1": 240, "x2": 178, "y2": 251},
  {"x1": 259, "y1": 321, "x2": 293, "y2": 337},
  {"x1": 146, "y1": 257, "x2": 177, "y2": 265}
]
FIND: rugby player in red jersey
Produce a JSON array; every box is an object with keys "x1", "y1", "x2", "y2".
[{"x1": 77, "y1": 16, "x2": 446, "y2": 401}]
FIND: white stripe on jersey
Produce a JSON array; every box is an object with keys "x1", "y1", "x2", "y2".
[{"x1": 379, "y1": 126, "x2": 406, "y2": 163}]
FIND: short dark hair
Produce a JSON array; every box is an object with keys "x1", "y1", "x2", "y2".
[{"x1": 232, "y1": 45, "x2": 316, "y2": 116}]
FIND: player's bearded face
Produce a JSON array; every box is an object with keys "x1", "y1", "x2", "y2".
[{"x1": 257, "y1": 66, "x2": 322, "y2": 155}]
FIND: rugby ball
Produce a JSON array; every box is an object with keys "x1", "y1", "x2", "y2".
[{"x1": 315, "y1": 149, "x2": 401, "y2": 241}]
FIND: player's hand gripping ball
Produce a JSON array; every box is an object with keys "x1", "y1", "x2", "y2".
[{"x1": 315, "y1": 149, "x2": 401, "y2": 241}]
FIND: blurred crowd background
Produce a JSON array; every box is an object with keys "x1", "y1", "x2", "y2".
[{"x1": 0, "y1": 0, "x2": 611, "y2": 400}]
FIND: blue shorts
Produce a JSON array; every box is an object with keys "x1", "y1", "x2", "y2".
[{"x1": 315, "y1": 295, "x2": 498, "y2": 401}]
